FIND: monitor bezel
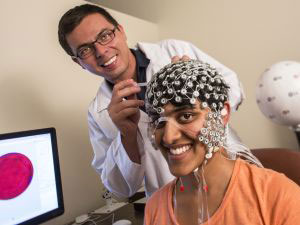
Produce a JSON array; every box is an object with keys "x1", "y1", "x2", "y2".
[{"x1": 0, "y1": 127, "x2": 64, "y2": 225}]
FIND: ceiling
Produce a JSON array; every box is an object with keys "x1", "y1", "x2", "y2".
[{"x1": 86, "y1": 0, "x2": 161, "y2": 23}]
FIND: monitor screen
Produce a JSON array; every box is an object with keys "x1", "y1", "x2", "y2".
[{"x1": 0, "y1": 128, "x2": 64, "y2": 225}]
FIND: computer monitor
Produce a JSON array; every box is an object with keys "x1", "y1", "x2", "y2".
[{"x1": 0, "y1": 128, "x2": 64, "y2": 225}]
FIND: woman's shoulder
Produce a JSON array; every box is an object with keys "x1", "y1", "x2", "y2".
[{"x1": 238, "y1": 159, "x2": 299, "y2": 192}]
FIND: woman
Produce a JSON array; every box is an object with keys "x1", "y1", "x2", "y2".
[{"x1": 144, "y1": 60, "x2": 300, "y2": 225}]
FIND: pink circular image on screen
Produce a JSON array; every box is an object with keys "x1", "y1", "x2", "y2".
[{"x1": 0, "y1": 153, "x2": 34, "y2": 200}]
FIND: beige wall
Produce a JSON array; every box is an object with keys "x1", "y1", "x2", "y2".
[
  {"x1": 157, "y1": 0, "x2": 300, "y2": 149},
  {"x1": 0, "y1": 0, "x2": 158, "y2": 224}
]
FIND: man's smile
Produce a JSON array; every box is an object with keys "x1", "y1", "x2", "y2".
[{"x1": 100, "y1": 55, "x2": 117, "y2": 67}]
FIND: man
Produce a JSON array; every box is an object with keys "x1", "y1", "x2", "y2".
[{"x1": 58, "y1": 4, "x2": 244, "y2": 198}]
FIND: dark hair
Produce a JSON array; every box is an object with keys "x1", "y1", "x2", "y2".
[{"x1": 58, "y1": 4, "x2": 119, "y2": 56}]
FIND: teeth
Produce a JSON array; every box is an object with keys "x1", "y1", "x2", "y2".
[
  {"x1": 103, "y1": 56, "x2": 117, "y2": 66},
  {"x1": 170, "y1": 145, "x2": 191, "y2": 155}
]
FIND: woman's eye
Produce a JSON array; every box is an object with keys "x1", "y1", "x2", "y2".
[{"x1": 179, "y1": 113, "x2": 194, "y2": 122}]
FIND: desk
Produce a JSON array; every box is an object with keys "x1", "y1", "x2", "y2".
[
  {"x1": 66, "y1": 203, "x2": 144, "y2": 225},
  {"x1": 112, "y1": 203, "x2": 144, "y2": 224}
]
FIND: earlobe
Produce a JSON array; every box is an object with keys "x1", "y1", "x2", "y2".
[
  {"x1": 117, "y1": 24, "x2": 124, "y2": 33},
  {"x1": 117, "y1": 24, "x2": 127, "y2": 41},
  {"x1": 222, "y1": 102, "x2": 231, "y2": 125}
]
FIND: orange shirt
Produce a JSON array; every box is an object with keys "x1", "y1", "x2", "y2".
[{"x1": 144, "y1": 159, "x2": 300, "y2": 225}]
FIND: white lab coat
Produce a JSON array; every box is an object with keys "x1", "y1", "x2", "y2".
[{"x1": 87, "y1": 39, "x2": 245, "y2": 198}]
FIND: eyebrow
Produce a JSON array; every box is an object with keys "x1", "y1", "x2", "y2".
[{"x1": 165, "y1": 104, "x2": 196, "y2": 116}]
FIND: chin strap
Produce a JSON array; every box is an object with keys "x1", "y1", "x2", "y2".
[{"x1": 179, "y1": 177, "x2": 185, "y2": 192}]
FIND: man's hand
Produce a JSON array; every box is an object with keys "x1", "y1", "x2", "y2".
[
  {"x1": 108, "y1": 79, "x2": 144, "y2": 163},
  {"x1": 171, "y1": 55, "x2": 190, "y2": 63},
  {"x1": 108, "y1": 79, "x2": 144, "y2": 136}
]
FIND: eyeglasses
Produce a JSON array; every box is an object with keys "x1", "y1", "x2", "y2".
[{"x1": 73, "y1": 27, "x2": 117, "y2": 60}]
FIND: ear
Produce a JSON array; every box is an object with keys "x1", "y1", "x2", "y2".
[
  {"x1": 117, "y1": 24, "x2": 127, "y2": 41},
  {"x1": 71, "y1": 57, "x2": 86, "y2": 70},
  {"x1": 221, "y1": 102, "x2": 231, "y2": 125}
]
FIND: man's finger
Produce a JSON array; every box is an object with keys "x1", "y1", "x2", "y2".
[
  {"x1": 181, "y1": 55, "x2": 190, "y2": 61},
  {"x1": 114, "y1": 79, "x2": 137, "y2": 92},
  {"x1": 117, "y1": 86, "x2": 140, "y2": 100},
  {"x1": 114, "y1": 108, "x2": 140, "y2": 120},
  {"x1": 111, "y1": 99, "x2": 144, "y2": 113},
  {"x1": 111, "y1": 82, "x2": 140, "y2": 104},
  {"x1": 171, "y1": 56, "x2": 181, "y2": 63}
]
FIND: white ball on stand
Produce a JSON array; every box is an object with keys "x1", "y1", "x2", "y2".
[{"x1": 256, "y1": 61, "x2": 300, "y2": 145}]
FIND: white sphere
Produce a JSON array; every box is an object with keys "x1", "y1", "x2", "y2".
[{"x1": 256, "y1": 61, "x2": 300, "y2": 127}]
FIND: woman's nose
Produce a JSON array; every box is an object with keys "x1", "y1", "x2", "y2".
[{"x1": 162, "y1": 120, "x2": 181, "y2": 145}]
